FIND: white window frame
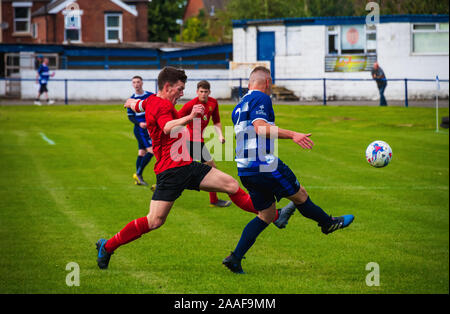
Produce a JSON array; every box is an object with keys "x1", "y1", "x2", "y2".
[
  {"x1": 13, "y1": 2, "x2": 32, "y2": 34},
  {"x1": 63, "y1": 9, "x2": 83, "y2": 43},
  {"x1": 32, "y1": 23, "x2": 38, "y2": 39},
  {"x1": 326, "y1": 26, "x2": 340, "y2": 55},
  {"x1": 326, "y1": 25, "x2": 377, "y2": 56},
  {"x1": 411, "y1": 23, "x2": 449, "y2": 56},
  {"x1": 105, "y1": 13, "x2": 123, "y2": 43}
]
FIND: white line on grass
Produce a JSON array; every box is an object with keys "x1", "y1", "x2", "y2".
[{"x1": 39, "y1": 132, "x2": 55, "y2": 145}]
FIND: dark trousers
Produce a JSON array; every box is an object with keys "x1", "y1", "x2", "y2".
[{"x1": 378, "y1": 83, "x2": 388, "y2": 106}]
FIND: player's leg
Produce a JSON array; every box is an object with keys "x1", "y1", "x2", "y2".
[
  {"x1": 137, "y1": 130, "x2": 154, "y2": 177},
  {"x1": 198, "y1": 166, "x2": 290, "y2": 224},
  {"x1": 96, "y1": 199, "x2": 174, "y2": 269},
  {"x1": 286, "y1": 185, "x2": 354, "y2": 235},
  {"x1": 198, "y1": 167, "x2": 254, "y2": 211},
  {"x1": 223, "y1": 183, "x2": 276, "y2": 274},
  {"x1": 203, "y1": 157, "x2": 231, "y2": 208},
  {"x1": 133, "y1": 126, "x2": 149, "y2": 186},
  {"x1": 34, "y1": 87, "x2": 42, "y2": 105}
]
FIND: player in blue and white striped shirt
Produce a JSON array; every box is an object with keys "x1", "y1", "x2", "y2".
[
  {"x1": 224, "y1": 67, "x2": 355, "y2": 274},
  {"x1": 128, "y1": 76, "x2": 154, "y2": 186}
]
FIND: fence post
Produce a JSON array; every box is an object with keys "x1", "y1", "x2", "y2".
[
  {"x1": 404, "y1": 78, "x2": 408, "y2": 107},
  {"x1": 323, "y1": 78, "x2": 327, "y2": 105},
  {"x1": 64, "y1": 79, "x2": 68, "y2": 105}
]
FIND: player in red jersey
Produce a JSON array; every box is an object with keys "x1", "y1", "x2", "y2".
[
  {"x1": 95, "y1": 67, "x2": 295, "y2": 270},
  {"x1": 178, "y1": 80, "x2": 231, "y2": 207}
]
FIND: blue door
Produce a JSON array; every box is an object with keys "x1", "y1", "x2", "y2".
[{"x1": 257, "y1": 31, "x2": 275, "y2": 82}]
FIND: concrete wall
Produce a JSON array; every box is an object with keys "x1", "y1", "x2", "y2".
[
  {"x1": 232, "y1": 22, "x2": 449, "y2": 100},
  {"x1": 19, "y1": 69, "x2": 232, "y2": 101}
]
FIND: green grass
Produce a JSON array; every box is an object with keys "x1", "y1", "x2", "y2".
[{"x1": 0, "y1": 104, "x2": 448, "y2": 294}]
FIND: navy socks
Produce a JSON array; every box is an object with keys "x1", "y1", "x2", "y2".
[
  {"x1": 296, "y1": 196, "x2": 332, "y2": 227},
  {"x1": 136, "y1": 156, "x2": 143, "y2": 173},
  {"x1": 137, "y1": 152, "x2": 153, "y2": 175},
  {"x1": 233, "y1": 217, "x2": 269, "y2": 260}
]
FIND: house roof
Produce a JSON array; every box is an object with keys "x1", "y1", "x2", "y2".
[
  {"x1": 233, "y1": 14, "x2": 450, "y2": 28},
  {"x1": 32, "y1": 0, "x2": 139, "y2": 17}
]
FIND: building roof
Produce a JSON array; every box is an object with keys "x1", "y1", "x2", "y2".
[
  {"x1": 32, "y1": 0, "x2": 139, "y2": 17},
  {"x1": 233, "y1": 14, "x2": 450, "y2": 28}
]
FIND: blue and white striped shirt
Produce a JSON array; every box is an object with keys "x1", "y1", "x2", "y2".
[{"x1": 231, "y1": 90, "x2": 278, "y2": 176}]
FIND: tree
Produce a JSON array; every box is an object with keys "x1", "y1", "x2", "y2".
[{"x1": 148, "y1": 0, "x2": 186, "y2": 42}]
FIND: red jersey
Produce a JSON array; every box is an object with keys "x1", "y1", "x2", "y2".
[
  {"x1": 178, "y1": 97, "x2": 221, "y2": 143},
  {"x1": 134, "y1": 94, "x2": 192, "y2": 175}
]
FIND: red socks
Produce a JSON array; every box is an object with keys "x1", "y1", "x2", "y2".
[
  {"x1": 104, "y1": 216, "x2": 150, "y2": 253},
  {"x1": 228, "y1": 187, "x2": 255, "y2": 212},
  {"x1": 209, "y1": 192, "x2": 219, "y2": 204}
]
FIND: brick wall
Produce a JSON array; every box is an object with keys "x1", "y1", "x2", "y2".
[{"x1": 1, "y1": 1, "x2": 48, "y2": 43}]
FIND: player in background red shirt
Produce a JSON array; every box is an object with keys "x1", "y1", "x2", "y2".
[{"x1": 178, "y1": 80, "x2": 231, "y2": 207}]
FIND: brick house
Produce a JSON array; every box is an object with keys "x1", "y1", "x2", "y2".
[
  {"x1": 183, "y1": 0, "x2": 227, "y2": 22},
  {"x1": 1, "y1": 0, "x2": 149, "y2": 44}
]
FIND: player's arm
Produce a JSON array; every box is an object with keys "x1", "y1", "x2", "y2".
[
  {"x1": 163, "y1": 104, "x2": 204, "y2": 134},
  {"x1": 124, "y1": 98, "x2": 140, "y2": 112},
  {"x1": 177, "y1": 100, "x2": 194, "y2": 118},
  {"x1": 253, "y1": 119, "x2": 314, "y2": 149}
]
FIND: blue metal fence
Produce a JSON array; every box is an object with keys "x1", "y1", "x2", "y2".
[{"x1": 1, "y1": 77, "x2": 448, "y2": 106}]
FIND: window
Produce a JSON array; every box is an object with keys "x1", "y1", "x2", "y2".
[
  {"x1": 32, "y1": 23, "x2": 38, "y2": 39},
  {"x1": 327, "y1": 26, "x2": 339, "y2": 54},
  {"x1": 13, "y1": 4, "x2": 31, "y2": 33},
  {"x1": 412, "y1": 23, "x2": 449, "y2": 54},
  {"x1": 326, "y1": 25, "x2": 377, "y2": 55},
  {"x1": 63, "y1": 9, "x2": 83, "y2": 43},
  {"x1": 105, "y1": 13, "x2": 122, "y2": 43}
]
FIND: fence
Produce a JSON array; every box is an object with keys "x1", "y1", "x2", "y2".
[{"x1": 0, "y1": 76, "x2": 448, "y2": 106}]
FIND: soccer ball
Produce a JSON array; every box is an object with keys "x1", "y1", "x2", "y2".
[{"x1": 365, "y1": 140, "x2": 392, "y2": 168}]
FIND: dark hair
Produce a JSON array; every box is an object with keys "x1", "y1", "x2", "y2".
[
  {"x1": 197, "y1": 80, "x2": 210, "y2": 90},
  {"x1": 250, "y1": 66, "x2": 271, "y2": 76},
  {"x1": 157, "y1": 66, "x2": 187, "y2": 91},
  {"x1": 132, "y1": 75, "x2": 143, "y2": 81}
]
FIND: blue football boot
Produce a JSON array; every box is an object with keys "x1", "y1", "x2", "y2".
[
  {"x1": 96, "y1": 238, "x2": 113, "y2": 269},
  {"x1": 321, "y1": 215, "x2": 354, "y2": 235}
]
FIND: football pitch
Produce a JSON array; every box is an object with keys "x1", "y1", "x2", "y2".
[{"x1": 0, "y1": 103, "x2": 448, "y2": 294}]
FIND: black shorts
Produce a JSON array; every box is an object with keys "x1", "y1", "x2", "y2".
[
  {"x1": 188, "y1": 140, "x2": 212, "y2": 163},
  {"x1": 152, "y1": 162, "x2": 212, "y2": 202},
  {"x1": 39, "y1": 84, "x2": 48, "y2": 94}
]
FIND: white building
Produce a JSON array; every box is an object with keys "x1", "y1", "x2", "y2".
[{"x1": 232, "y1": 14, "x2": 449, "y2": 100}]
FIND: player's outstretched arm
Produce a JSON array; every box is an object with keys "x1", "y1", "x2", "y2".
[
  {"x1": 253, "y1": 119, "x2": 314, "y2": 149},
  {"x1": 124, "y1": 98, "x2": 140, "y2": 112},
  {"x1": 163, "y1": 104, "x2": 204, "y2": 134}
]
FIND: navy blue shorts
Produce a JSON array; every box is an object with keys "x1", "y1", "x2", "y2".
[
  {"x1": 134, "y1": 125, "x2": 152, "y2": 150},
  {"x1": 239, "y1": 160, "x2": 300, "y2": 211}
]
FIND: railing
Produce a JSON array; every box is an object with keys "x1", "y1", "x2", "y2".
[{"x1": 0, "y1": 77, "x2": 448, "y2": 106}]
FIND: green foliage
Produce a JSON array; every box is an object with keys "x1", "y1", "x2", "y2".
[
  {"x1": 177, "y1": 10, "x2": 210, "y2": 42},
  {"x1": 221, "y1": 0, "x2": 449, "y2": 20},
  {"x1": 148, "y1": 0, "x2": 186, "y2": 42}
]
